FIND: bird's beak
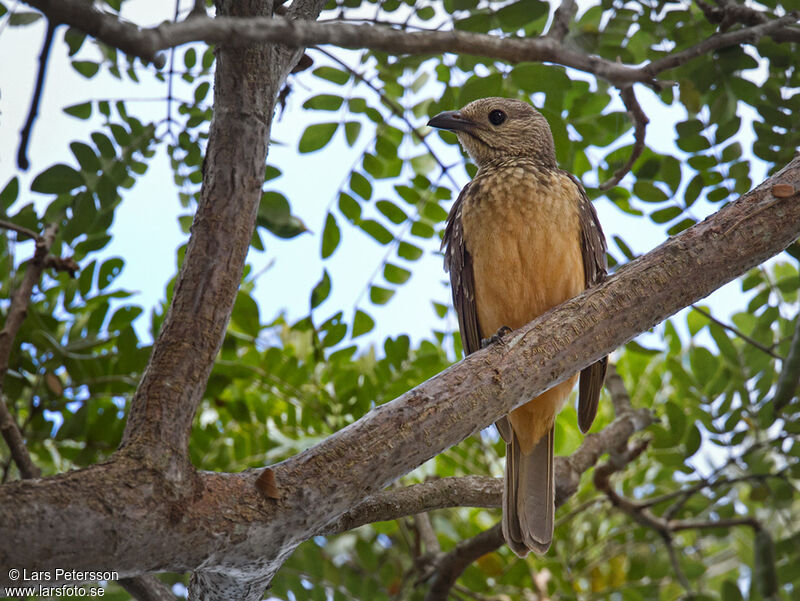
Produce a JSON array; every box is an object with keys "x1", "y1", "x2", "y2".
[{"x1": 427, "y1": 110, "x2": 474, "y2": 133}]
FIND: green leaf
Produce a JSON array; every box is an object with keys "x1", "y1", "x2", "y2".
[
  {"x1": 98, "y1": 257, "x2": 124, "y2": 289},
  {"x1": 303, "y1": 94, "x2": 344, "y2": 111},
  {"x1": 650, "y1": 206, "x2": 681, "y2": 224},
  {"x1": 398, "y1": 241, "x2": 423, "y2": 261},
  {"x1": 633, "y1": 180, "x2": 669, "y2": 203},
  {"x1": 321, "y1": 213, "x2": 341, "y2": 259},
  {"x1": 0, "y1": 177, "x2": 20, "y2": 210},
  {"x1": 721, "y1": 581, "x2": 743, "y2": 601},
  {"x1": 360, "y1": 220, "x2": 393, "y2": 245},
  {"x1": 613, "y1": 235, "x2": 636, "y2": 261},
  {"x1": 352, "y1": 309, "x2": 375, "y2": 338},
  {"x1": 344, "y1": 121, "x2": 362, "y2": 146},
  {"x1": 64, "y1": 102, "x2": 92, "y2": 120},
  {"x1": 310, "y1": 269, "x2": 331, "y2": 309},
  {"x1": 667, "y1": 218, "x2": 695, "y2": 235},
  {"x1": 383, "y1": 263, "x2": 411, "y2": 285},
  {"x1": 9, "y1": 11, "x2": 41, "y2": 25},
  {"x1": 184, "y1": 48, "x2": 197, "y2": 69},
  {"x1": 687, "y1": 307, "x2": 710, "y2": 335},
  {"x1": 338, "y1": 192, "x2": 361, "y2": 222},
  {"x1": 108, "y1": 306, "x2": 143, "y2": 332},
  {"x1": 684, "y1": 423, "x2": 702, "y2": 457},
  {"x1": 232, "y1": 292, "x2": 260, "y2": 333},
  {"x1": 416, "y1": 5, "x2": 435, "y2": 20},
  {"x1": 496, "y1": 0, "x2": 548, "y2": 30},
  {"x1": 376, "y1": 200, "x2": 407, "y2": 224},
  {"x1": 91, "y1": 132, "x2": 116, "y2": 158},
  {"x1": 369, "y1": 285, "x2": 394, "y2": 305},
  {"x1": 664, "y1": 400, "x2": 687, "y2": 441},
  {"x1": 258, "y1": 191, "x2": 307, "y2": 239},
  {"x1": 72, "y1": 60, "x2": 100, "y2": 79},
  {"x1": 78, "y1": 260, "x2": 96, "y2": 298},
  {"x1": 313, "y1": 66, "x2": 350, "y2": 85},
  {"x1": 298, "y1": 123, "x2": 338, "y2": 153},
  {"x1": 350, "y1": 171, "x2": 372, "y2": 200},
  {"x1": 31, "y1": 164, "x2": 84, "y2": 194},
  {"x1": 70, "y1": 142, "x2": 101, "y2": 173}
]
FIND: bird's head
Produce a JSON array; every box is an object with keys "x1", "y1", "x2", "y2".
[{"x1": 427, "y1": 97, "x2": 556, "y2": 170}]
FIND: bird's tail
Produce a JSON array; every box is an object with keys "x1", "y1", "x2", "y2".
[{"x1": 502, "y1": 425, "x2": 554, "y2": 556}]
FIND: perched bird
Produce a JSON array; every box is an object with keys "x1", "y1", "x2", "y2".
[{"x1": 429, "y1": 98, "x2": 608, "y2": 556}]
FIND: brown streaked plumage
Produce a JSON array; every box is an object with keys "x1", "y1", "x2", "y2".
[{"x1": 430, "y1": 97, "x2": 608, "y2": 556}]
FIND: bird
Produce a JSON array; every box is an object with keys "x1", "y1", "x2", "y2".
[{"x1": 428, "y1": 97, "x2": 608, "y2": 556}]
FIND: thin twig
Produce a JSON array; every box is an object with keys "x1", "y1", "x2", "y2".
[
  {"x1": 0, "y1": 224, "x2": 58, "y2": 480},
  {"x1": 691, "y1": 305, "x2": 780, "y2": 359},
  {"x1": 17, "y1": 18, "x2": 55, "y2": 170},
  {"x1": 661, "y1": 532, "x2": 693, "y2": 592},
  {"x1": 599, "y1": 86, "x2": 649, "y2": 190},
  {"x1": 0, "y1": 219, "x2": 41, "y2": 241},
  {"x1": 773, "y1": 289, "x2": 800, "y2": 411}
]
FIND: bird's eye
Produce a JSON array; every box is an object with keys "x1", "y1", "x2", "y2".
[{"x1": 488, "y1": 110, "x2": 507, "y2": 126}]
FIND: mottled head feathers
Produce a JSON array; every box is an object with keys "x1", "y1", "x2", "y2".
[{"x1": 428, "y1": 98, "x2": 557, "y2": 170}]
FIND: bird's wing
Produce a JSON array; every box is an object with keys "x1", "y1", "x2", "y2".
[
  {"x1": 442, "y1": 181, "x2": 482, "y2": 357},
  {"x1": 443, "y1": 182, "x2": 513, "y2": 442},
  {"x1": 565, "y1": 172, "x2": 609, "y2": 433}
]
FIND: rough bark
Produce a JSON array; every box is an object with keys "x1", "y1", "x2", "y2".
[{"x1": 1, "y1": 158, "x2": 798, "y2": 599}]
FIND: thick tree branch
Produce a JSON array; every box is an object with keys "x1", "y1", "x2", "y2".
[
  {"x1": 1, "y1": 159, "x2": 799, "y2": 598},
  {"x1": 21, "y1": 0, "x2": 800, "y2": 88},
  {"x1": 118, "y1": 0, "x2": 323, "y2": 464}
]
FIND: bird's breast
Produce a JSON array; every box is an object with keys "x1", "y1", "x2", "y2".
[{"x1": 461, "y1": 167, "x2": 585, "y2": 337}]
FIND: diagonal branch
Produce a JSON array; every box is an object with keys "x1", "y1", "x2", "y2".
[
  {"x1": 1, "y1": 158, "x2": 799, "y2": 596},
  {"x1": 691, "y1": 304, "x2": 780, "y2": 359}
]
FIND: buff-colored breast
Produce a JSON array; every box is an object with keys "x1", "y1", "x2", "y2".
[{"x1": 461, "y1": 167, "x2": 585, "y2": 453}]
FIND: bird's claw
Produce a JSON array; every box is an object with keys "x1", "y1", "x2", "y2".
[{"x1": 481, "y1": 325, "x2": 513, "y2": 349}]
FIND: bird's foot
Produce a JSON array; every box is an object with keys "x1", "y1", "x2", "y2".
[{"x1": 481, "y1": 325, "x2": 513, "y2": 349}]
